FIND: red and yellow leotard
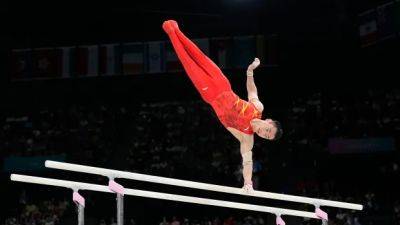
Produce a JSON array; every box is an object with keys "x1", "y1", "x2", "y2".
[{"x1": 211, "y1": 91, "x2": 262, "y2": 134}]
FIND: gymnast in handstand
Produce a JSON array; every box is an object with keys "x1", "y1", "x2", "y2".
[{"x1": 162, "y1": 20, "x2": 283, "y2": 192}]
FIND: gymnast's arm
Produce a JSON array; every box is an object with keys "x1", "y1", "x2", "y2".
[
  {"x1": 246, "y1": 58, "x2": 264, "y2": 112},
  {"x1": 240, "y1": 137, "x2": 254, "y2": 189}
]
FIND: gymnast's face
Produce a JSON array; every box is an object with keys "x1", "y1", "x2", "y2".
[{"x1": 254, "y1": 119, "x2": 277, "y2": 140}]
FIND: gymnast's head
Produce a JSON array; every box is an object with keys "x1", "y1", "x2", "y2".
[{"x1": 251, "y1": 118, "x2": 283, "y2": 140}]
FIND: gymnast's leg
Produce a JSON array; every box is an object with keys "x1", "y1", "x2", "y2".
[
  {"x1": 163, "y1": 21, "x2": 217, "y2": 103},
  {"x1": 169, "y1": 20, "x2": 231, "y2": 92}
]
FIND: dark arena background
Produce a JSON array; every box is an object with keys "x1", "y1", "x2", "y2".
[{"x1": 0, "y1": 1, "x2": 399, "y2": 225}]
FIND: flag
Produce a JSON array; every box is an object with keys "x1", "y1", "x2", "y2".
[
  {"x1": 165, "y1": 42, "x2": 182, "y2": 72},
  {"x1": 100, "y1": 44, "x2": 121, "y2": 76},
  {"x1": 359, "y1": 9, "x2": 378, "y2": 47},
  {"x1": 146, "y1": 41, "x2": 165, "y2": 74},
  {"x1": 210, "y1": 37, "x2": 233, "y2": 69},
  {"x1": 377, "y1": 2, "x2": 396, "y2": 40},
  {"x1": 57, "y1": 46, "x2": 76, "y2": 78},
  {"x1": 10, "y1": 49, "x2": 32, "y2": 80},
  {"x1": 233, "y1": 36, "x2": 256, "y2": 69},
  {"x1": 122, "y1": 42, "x2": 144, "y2": 75},
  {"x1": 32, "y1": 48, "x2": 59, "y2": 78},
  {"x1": 76, "y1": 45, "x2": 99, "y2": 77}
]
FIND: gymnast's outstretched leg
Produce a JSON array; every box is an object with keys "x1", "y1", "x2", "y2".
[
  {"x1": 163, "y1": 21, "x2": 218, "y2": 103},
  {"x1": 169, "y1": 20, "x2": 231, "y2": 92}
]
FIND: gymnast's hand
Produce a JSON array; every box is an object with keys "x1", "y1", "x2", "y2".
[
  {"x1": 242, "y1": 182, "x2": 254, "y2": 194},
  {"x1": 247, "y1": 58, "x2": 260, "y2": 72}
]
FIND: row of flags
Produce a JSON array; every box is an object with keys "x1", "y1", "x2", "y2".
[
  {"x1": 10, "y1": 35, "x2": 278, "y2": 81},
  {"x1": 359, "y1": 0, "x2": 400, "y2": 47}
]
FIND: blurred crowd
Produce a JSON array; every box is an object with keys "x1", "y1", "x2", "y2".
[{"x1": 3, "y1": 193, "x2": 69, "y2": 225}]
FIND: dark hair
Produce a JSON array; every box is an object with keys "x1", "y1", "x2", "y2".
[{"x1": 271, "y1": 120, "x2": 283, "y2": 140}]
